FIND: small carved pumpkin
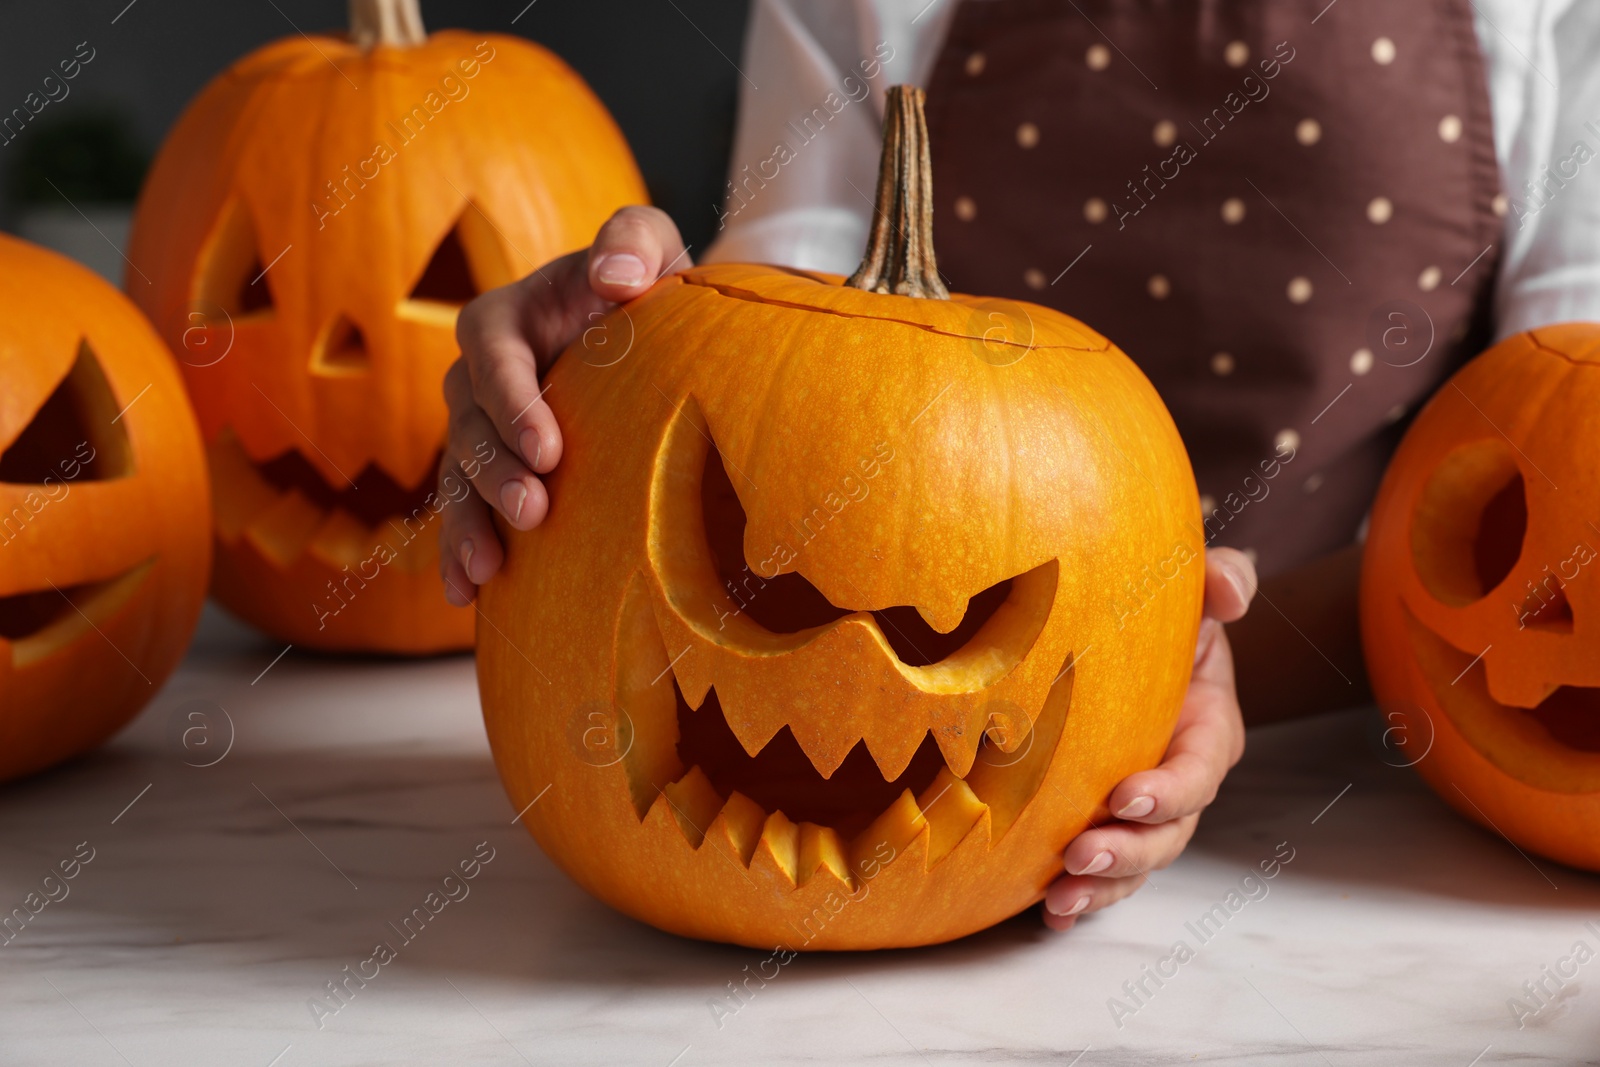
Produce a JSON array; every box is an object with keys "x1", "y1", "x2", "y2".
[
  {"x1": 1362, "y1": 323, "x2": 1600, "y2": 871},
  {"x1": 480, "y1": 89, "x2": 1203, "y2": 948},
  {"x1": 128, "y1": 0, "x2": 646, "y2": 653},
  {"x1": 0, "y1": 234, "x2": 210, "y2": 782}
]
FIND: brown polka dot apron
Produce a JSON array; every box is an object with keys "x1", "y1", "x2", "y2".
[{"x1": 925, "y1": 0, "x2": 1502, "y2": 577}]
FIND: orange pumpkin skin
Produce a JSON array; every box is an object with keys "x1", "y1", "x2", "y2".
[
  {"x1": 128, "y1": 28, "x2": 647, "y2": 653},
  {"x1": 479, "y1": 265, "x2": 1203, "y2": 949},
  {"x1": 1361, "y1": 324, "x2": 1600, "y2": 872},
  {"x1": 0, "y1": 235, "x2": 211, "y2": 782}
]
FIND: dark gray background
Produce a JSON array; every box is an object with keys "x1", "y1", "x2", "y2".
[{"x1": 0, "y1": 0, "x2": 748, "y2": 253}]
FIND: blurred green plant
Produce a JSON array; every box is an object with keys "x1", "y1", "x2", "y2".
[{"x1": 8, "y1": 110, "x2": 147, "y2": 205}]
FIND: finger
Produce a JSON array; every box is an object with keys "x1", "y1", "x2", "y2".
[
  {"x1": 457, "y1": 287, "x2": 566, "y2": 474},
  {"x1": 1043, "y1": 872, "x2": 1151, "y2": 925},
  {"x1": 438, "y1": 458, "x2": 504, "y2": 596},
  {"x1": 446, "y1": 399, "x2": 548, "y2": 531},
  {"x1": 586, "y1": 205, "x2": 689, "y2": 305},
  {"x1": 1203, "y1": 546, "x2": 1258, "y2": 622},
  {"x1": 1062, "y1": 813, "x2": 1199, "y2": 879},
  {"x1": 1112, "y1": 673, "x2": 1245, "y2": 821}
]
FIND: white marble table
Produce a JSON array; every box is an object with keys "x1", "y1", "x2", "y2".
[{"x1": 3, "y1": 605, "x2": 1597, "y2": 1066}]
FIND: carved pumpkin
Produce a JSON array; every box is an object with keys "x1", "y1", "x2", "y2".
[
  {"x1": 1362, "y1": 323, "x2": 1600, "y2": 871},
  {"x1": 480, "y1": 88, "x2": 1203, "y2": 949},
  {"x1": 128, "y1": 0, "x2": 646, "y2": 653},
  {"x1": 0, "y1": 234, "x2": 210, "y2": 782}
]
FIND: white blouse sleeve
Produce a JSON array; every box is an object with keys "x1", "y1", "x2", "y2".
[
  {"x1": 704, "y1": 0, "x2": 961, "y2": 272},
  {"x1": 1473, "y1": 0, "x2": 1600, "y2": 337}
]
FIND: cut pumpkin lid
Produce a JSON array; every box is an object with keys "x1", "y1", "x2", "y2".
[
  {"x1": 1528, "y1": 322, "x2": 1600, "y2": 364},
  {"x1": 678, "y1": 264, "x2": 1109, "y2": 353}
]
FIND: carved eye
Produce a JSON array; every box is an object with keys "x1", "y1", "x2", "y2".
[
  {"x1": 1411, "y1": 439, "x2": 1528, "y2": 606},
  {"x1": 698, "y1": 440, "x2": 1013, "y2": 664},
  {"x1": 194, "y1": 199, "x2": 275, "y2": 320},
  {"x1": 401, "y1": 205, "x2": 515, "y2": 318},
  {"x1": 0, "y1": 340, "x2": 133, "y2": 484}
]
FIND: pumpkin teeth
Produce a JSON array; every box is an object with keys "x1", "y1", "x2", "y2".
[
  {"x1": 657, "y1": 764, "x2": 994, "y2": 882},
  {"x1": 208, "y1": 430, "x2": 443, "y2": 571}
]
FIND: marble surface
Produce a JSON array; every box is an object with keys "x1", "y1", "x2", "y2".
[{"x1": 3, "y1": 605, "x2": 1598, "y2": 1066}]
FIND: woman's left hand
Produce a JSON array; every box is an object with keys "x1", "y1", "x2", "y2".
[{"x1": 1042, "y1": 546, "x2": 1258, "y2": 930}]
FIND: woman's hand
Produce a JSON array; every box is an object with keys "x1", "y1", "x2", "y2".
[
  {"x1": 438, "y1": 206, "x2": 687, "y2": 605},
  {"x1": 1043, "y1": 546, "x2": 1258, "y2": 930}
]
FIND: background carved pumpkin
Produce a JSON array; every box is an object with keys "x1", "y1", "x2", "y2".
[
  {"x1": 128, "y1": 0, "x2": 646, "y2": 653},
  {"x1": 1362, "y1": 323, "x2": 1600, "y2": 872},
  {"x1": 480, "y1": 88, "x2": 1203, "y2": 949},
  {"x1": 0, "y1": 234, "x2": 210, "y2": 783}
]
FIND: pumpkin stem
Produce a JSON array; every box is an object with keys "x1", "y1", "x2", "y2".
[
  {"x1": 349, "y1": 0, "x2": 427, "y2": 49},
  {"x1": 846, "y1": 85, "x2": 950, "y2": 300}
]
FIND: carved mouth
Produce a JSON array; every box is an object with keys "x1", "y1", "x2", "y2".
[
  {"x1": 207, "y1": 429, "x2": 443, "y2": 570},
  {"x1": 1404, "y1": 607, "x2": 1600, "y2": 792},
  {"x1": 0, "y1": 560, "x2": 154, "y2": 668},
  {"x1": 614, "y1": 574, "x2": 1074, "y2": 886}
]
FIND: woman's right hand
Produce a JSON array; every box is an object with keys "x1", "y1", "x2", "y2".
[{"x1": 438, "y1": 205, "x2": 688, "y2": 606}]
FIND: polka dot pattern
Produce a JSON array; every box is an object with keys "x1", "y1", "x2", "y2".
[{"x1": 923, "y1": 0, "x2": 1502, "y2": 576}]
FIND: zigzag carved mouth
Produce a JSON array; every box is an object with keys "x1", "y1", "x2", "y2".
[
  {"x1": 207, "y1": 430, "x2": 443, "y2": 568},
  {"x1": 609, "y1": 573, "x2": 1073, "y2": 887}
]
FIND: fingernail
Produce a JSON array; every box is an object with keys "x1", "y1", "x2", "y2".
[
  {"x1": 595, "y1": 252, "x2": 647, "y2": 287},
  {"x1": 1116, "y1": 795, "x2": 1155, "y2": 819},
  {"x1": 443, "y1": 581, "x2": 468, "y2": 607},
  {"x1": 1225, "y1": 566, "x2": 1250, "y2": 604},
  {"x1": 458, "y1": 538, "x2": 475, "y2": 576},
  {"x1": 1048, "y1": 893, "x2": 1091, "y2": 917},
  {"x1": 518, "y1": 428, "x2": 542, "y2": 470},
  {"x1": 500, "y1": 480, "x2": 528, "y2": 524},
  {"x1": 1072, "y1": 850, "x2": 1114, "y2": 876}
]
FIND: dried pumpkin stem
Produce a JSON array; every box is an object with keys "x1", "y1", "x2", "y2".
[
  {"x1": 846, "y1": 85, "x2": 950, "y2": 300},
  {"x1": 349, "y1": 0, "x2": 427, "y2": 49}
]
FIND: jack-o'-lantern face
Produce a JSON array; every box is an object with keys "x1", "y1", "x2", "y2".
[
  {"x1": 1363, "y1": 323, "x2": 1600, "y2": 871},
  {"x1": 128, "y1": 20, "x2": 646, "y2": 652},
  {"x1": 0, "y1": 234, "x2": 209, "y2": 782}
]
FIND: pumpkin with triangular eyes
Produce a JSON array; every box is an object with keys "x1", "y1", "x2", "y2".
[
  {"x1": 1362, "y1": 323, "x2": 1600, "y2": 871},
  {"x1": 128, "y1": 0, "x2": 646, "y2": 653},
  {"x1": 0, "y1": 234, "x2": 210, "y2": 783}
]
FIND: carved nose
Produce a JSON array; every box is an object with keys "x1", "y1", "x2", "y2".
[{"x1": 311, "y1": 313, "x2": 370, "y2": 375}]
